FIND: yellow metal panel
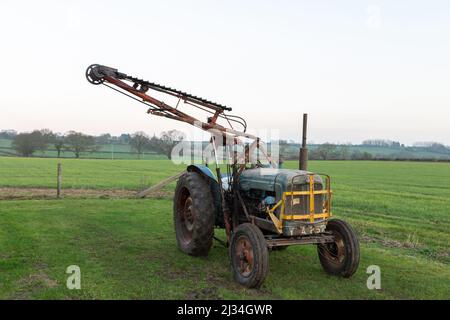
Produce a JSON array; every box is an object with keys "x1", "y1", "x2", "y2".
[
  {"x1": 284, "y1": 190, "x2": 332, "y2": 196},
  {"x1": 309, "y1": 174, "x2": 315, "y2": 223},
  {"x1": 282, "y1": 213, "x2": 330, "y2": 220},
  {"x1": 267, "y1": 211, "x2": 283, "y2": 233},
  {"x1": 269, "y1": 199, "x2": 282, "y2": 212}
]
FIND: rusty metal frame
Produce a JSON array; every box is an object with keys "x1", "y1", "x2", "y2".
[
  {"x1": 266, "y1": 233, "x2": 335, "y2": 248},
  {"x1": 87, "y1": 64, "x2": 281, "y2": 244},
  {"x1": 89, "y1": 66, "x2": 276, "y2": 169}
]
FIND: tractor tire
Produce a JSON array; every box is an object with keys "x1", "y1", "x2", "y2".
[
  {"x1": 230, "y1": 223, "x2": 268, "y2": 288},
  {"x1": 173, "y1": 171, "x2": 215, "y2": 257},
  {"x1": 317, "y1": 219, "x2": 360, "y2": 278}
]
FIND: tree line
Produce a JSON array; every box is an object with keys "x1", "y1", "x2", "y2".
[
  {"x1": 2, "y1": 129, "x2": 184, "y2": 159},
  {"x1": 279, "y1": 141, "x2": 374, "y2": 161},
  {"x1": 10, "y1": 130, "x2": 97, "y2": 158},
  {"x1": 278, "y1": 140, "x2": 450, "y2": 161},
  {"x1": 128, "y1": 130, "x2": 185, "y2": 160},
  {"x1": 2, "y1": 129, "x2": 449, "y2": 160}
]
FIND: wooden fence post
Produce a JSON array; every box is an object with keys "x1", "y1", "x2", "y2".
[{"x1": 57, "y1": 163, "x2": 62, "y2": 199}]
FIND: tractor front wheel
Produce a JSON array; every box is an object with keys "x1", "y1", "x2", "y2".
[
  {"x1": 173, "y1": 172, "x2": 215, "y2": 256},
  {"x1": 317, "y1": 219, "x2": 360, "y2": 277},
  {"x1": 230, "y1": 223, "x2": 268, "y2": 288}
]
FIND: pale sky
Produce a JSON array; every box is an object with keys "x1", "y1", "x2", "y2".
[{"x1": 0, "y1": 0, "x2": 449, "y2": 145}]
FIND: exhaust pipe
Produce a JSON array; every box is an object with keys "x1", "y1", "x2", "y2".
[{"x1": 299, "y1": 113, "x2": 308, "y2": 171}]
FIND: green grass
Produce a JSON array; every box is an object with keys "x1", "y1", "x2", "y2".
[
  {"x1": 0, "y1": 157, "x2": 184, "y2": 190},
  {"x1": 0, "y1": 157, "x2": 449, "y2": 299},
  {"x1": 0, "y1": 199, "x2": 448, "y2": 299},
  {"x1": 284, "y1": 161, "x2": 450, "y2": 264}
]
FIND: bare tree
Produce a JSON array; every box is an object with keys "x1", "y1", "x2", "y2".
[
  {"x1": 65, "y1": 131, "x2": 97, "y2": 158},
  {"x1": 311, "y1": 143, "x2": 338, "y2": 160},
  {"x1": 12, "y1": 130, "x2": 48, "y2": 157},
  {"x1": 149, "y1": 130, "x2": 185, "y2": 160},
  {"x1": 339, "y1": 145, "x2": 351, "y2": 160},
  {"x1": 39, "y1": 129, "x2": 57, "y2": 153},
  {"x1": 129, "y1": 131, "x2": 150, "y2": 159},
  {"x1": 277, "y1": 139, "x2": 290, "y2": 167},
  {"x1": 53, "y1": 135, "x2": 66, "y2": 158}
]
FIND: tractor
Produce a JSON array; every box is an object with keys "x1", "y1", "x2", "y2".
[{"x1": 86, "y1": 64, "x2": 360, "y2": 288}]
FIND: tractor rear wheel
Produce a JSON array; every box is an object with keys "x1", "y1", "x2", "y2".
[
  {"x1": 173, "y1": 171, "x2": 215, "y2": 256},
  {"x1": 317, "y1": 219, "x2": 360, "y2": 277},
  {"x1": 230, "y1": 223, "x2": 268, "y2": 288}
]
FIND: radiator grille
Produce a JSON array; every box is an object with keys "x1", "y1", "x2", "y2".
[{"x1": 284, "y1": 183, "x2": 324, "y2": 216}]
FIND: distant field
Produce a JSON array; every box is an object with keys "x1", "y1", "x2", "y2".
[
  {"x1": 0, "y1": 157, "x2": 449, "y2": 299},
  {"x1": 2, "y1": 138, "x2": 450, "y2": 160}
]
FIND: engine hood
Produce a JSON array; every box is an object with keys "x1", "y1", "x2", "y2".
[{"x1": 239, "y1": 168, "x2": 323, "y2": 196}]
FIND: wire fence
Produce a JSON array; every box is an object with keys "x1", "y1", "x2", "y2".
[{"x1": 0, "y1": 158, "x2": 183, "y2": 200}]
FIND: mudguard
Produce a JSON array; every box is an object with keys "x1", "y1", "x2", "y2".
[{"x1": 187, "y1": 165, "x2": 217, "y2": 182}]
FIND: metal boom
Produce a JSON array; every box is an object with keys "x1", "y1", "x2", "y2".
[{"x1": 86, "y1": 64, "x2": 277, "y2": 167}]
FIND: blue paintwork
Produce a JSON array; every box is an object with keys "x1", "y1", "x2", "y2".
[
  {"x1": 264, "y1": 196, "x2": 276, "y2": 205},
  {"x1": 187, "y1": 164, "x2": 217, "y2": 181}
]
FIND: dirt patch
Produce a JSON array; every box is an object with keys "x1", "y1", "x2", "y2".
[
  {"x1": 0, "y1": 187, "x2": 172, "y2": 200},
  {"x1": 186, "y1": 287, "x2": 222, "y2": 300},
  {"x1": 12, "y1": 271, "x2": 59, "y2": 299},
  {"x1": 27, "y1": 272, "x2": 58, "y2": 288},
  {"x1": 360, "y1": 234, "x2": 421, "y2": 249}
]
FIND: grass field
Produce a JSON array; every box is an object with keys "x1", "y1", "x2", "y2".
[
  {"x1": 0, "y1": 157, "x2": 449, "y2": 299},
  {"x1": 0, "y1": 157, "x2": 184, "y2": 190}
]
